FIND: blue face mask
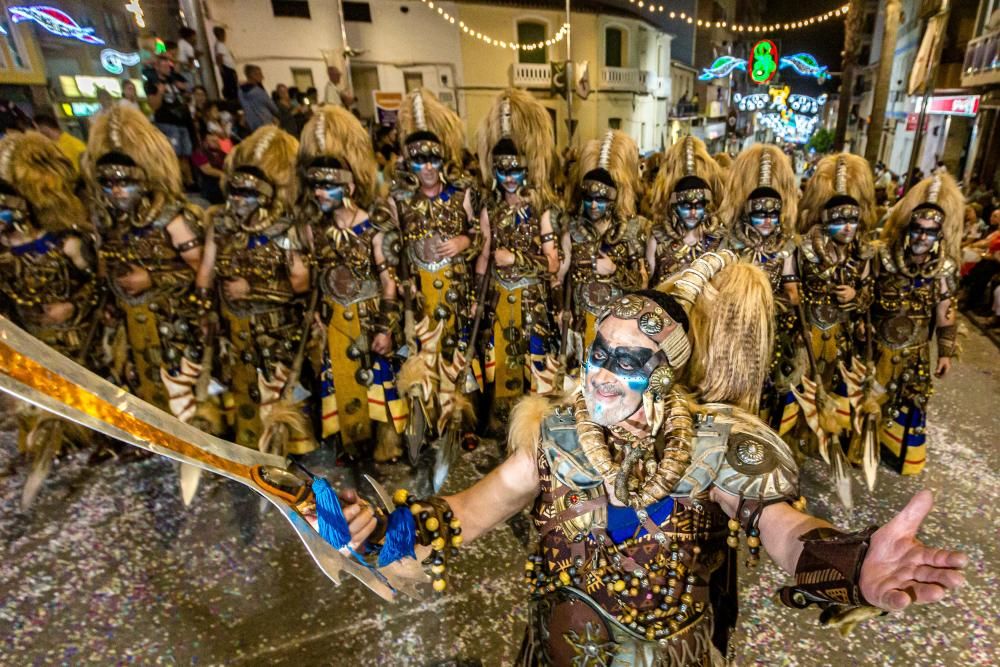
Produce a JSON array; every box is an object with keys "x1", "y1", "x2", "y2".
[
  {"x1": 228, "y1": 190, "x2": 261, "y2": 221},
  {"x1": 409, "y1": 156, "x2": 443, "y2": 173},
  {"x1": 583, "y1": 197, "x2": 610, "y2": 220},
  {"x1": 0, "y1": 209, "x2": 15, "y2": 226},
  {"x1": 749, "y1": 211, "x2": 779, "y2": 236},
  {"x1": 586, "y1": 335, "x2": 657, "y2": 394},
  {"x1": 313, "y1": 184, "x2": 345, "y2": 213},
  {"x1": 100, "y1": 179, "x2": 144, "y2": 212},
  {"x1": 825, "y1": 219, "x2": 858, "y2": 243},
  {"x1": 674, "y1": 202, "x2": 707, "y2": 229},
  {"x1": 495, "y1": 167, "x2": 526, "y2": 193}
]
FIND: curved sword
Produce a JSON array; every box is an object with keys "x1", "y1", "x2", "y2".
[{"x1": 0, "y1": 317, "x2": 398, "y2": 601}]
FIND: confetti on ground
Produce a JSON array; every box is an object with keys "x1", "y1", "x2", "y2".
[{"x1": 0, "y1": 320, "x2": 996, "y2": 665}]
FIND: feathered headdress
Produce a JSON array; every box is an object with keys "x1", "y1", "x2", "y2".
[
  {"x1": 569, "y1": 129, "x2": 641, "y2": 219},
  {"x1": 397, "y1": 88, "x2": 465, "y2": 166},
  {"x1": 662, "y1": 250, "x2": 774, "y2": 412},
  {"x1": 299, "y1": 104, "x2": 377, "y2": 207},
  {"x1": 881, "y1": 172, "x2": 962, "y2": 266},
  {"x1": 0, "y1": 131, "x2": 89, "y2": 233},
  {"x1": 718, "y1": 144, "x2": 798, "y2": 233},
  {"x1": 225, "y1": 126, "x2": 300, "y2": 211},
  {"x1": 82, "y1": 105, "x2": 181, "y2": 198},
  {"x1": 798, "y1": 152, "x2": 876, "y2": 234},
  {"x1": 649, "y1": 136, "x2": 725, "y2": 216},
  {"x1": 476, "y1": 88, "x2": 555, "y2": 203}
]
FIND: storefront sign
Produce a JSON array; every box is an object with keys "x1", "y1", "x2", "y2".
[
  {"x1": 905, "y1": 113, "x2": 930, "y2": 132},
  {"x1": 925, "y1": 95, "x2": 980, "y2": 116},
  {"x1": 100, "y1": 49, "x2": 141, "y2": 75},
  {"x1": 8, "y1": 5, "x2": 104, "y2": 44},
  {"x1": 59, "y1": 75, "x2": 146, "y2": 99},
  {"x1": 373, "y1": 91, "x2": 403, "y2": 126}
]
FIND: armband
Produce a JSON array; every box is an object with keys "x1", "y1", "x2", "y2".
[
  {"x1": 778, "y1": 526, "x2": 876, "y2": 609},
  {"x1": 936, "y1": 324, "x2": 958, "y2": 358}
]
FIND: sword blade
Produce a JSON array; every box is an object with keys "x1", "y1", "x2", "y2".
[{"x1": 0, "y1": 317, "x2": 400, "y2": 601}]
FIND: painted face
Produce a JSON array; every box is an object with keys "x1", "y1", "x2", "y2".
[
  {"x1": 408, "y1": 155, "x2": 443, "y2": 189},
  {"x1": 99, "y1": 176, "x2": 145, "y2": 212},
  {"x1": 583, "y1": 196, "x2": 611, "y2": 221},
  {"x1": 312, "y1": 182, "x2": 345, "y2": 214},
  {"x1": 495, "y1": 167, "x2": 526, "y2": 195},
  {"x1": 0, "y1": 208, "x2": 16, "y2": 228},
  {"x1": 227, "y1": 187, "x2": 262, "y2": 222},
  {"x1": 673, "y1": 200, "x2": 708, "y2": 230},
  {"x1": 907, "y1": 217, "x2": 941, "y2": 256},
  {"x1": 825, "y1": 217, "x2": 859, "y2": 244},
  {"x1": 748, "y1": 209, "x2": 780, "y2": 237},
  {"x1": 583, "y1": 321, "x2": 662, "y2": 427}
]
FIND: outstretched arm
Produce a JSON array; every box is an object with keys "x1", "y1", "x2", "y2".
[{"x1": 710, "y1": 487, "x2": 967, "y2": 611}]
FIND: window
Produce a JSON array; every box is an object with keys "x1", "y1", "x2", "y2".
[
  {"x1": 343, "y1": 2, "x2": 372, "y2": 22},
  {"x1": 605, "y1": 27, "x2": 624, "y2": 68},
  {"x1": 404, "y1": 72, "x2": 424, "y2": 92},
  {"x1": 608, "y1": 118, "x2": 622, "y2": 130},
  {"x1": 271, "y1": 0, "x2": 310, "y2": 18},
  {"x1": 291, "y1": 68, "x2": 314, "y2": 91},
  {"x1": 517, "y1": 21, "x2": 547, "y2": 64}
]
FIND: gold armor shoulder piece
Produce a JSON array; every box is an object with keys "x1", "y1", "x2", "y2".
[
  {"x1": 539, "y1": 405, "x2": 605, "y2": 491},
  {"x1": 675, "y1": 405, "x2": 798, "y2": 501},
  {"x1": 878, "y1": 244, "x2": 899, "y2": 274},
  {"x1": 369, "y1": 198, "x2": 399, "y2": 233},
  {"x1": 798, "y1": 240, "x2": 820, "y2": 265}
]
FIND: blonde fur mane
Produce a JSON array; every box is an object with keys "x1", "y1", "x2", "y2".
[
  {"x1": 881, "y1": 172, "x2": 963, "y2": 266},
  {"x1": 299, "y1": 105, "x2": 377, "y2": 207},
  {"x1": 718, "y1": 144, "x2": 798, "y2": 232},
  {"x1": 0, "y1": 131, "x2": 89, "y2": 233},
  {"x1": 798, "y1": 152, "x2": 876, "y2": 235},
  {"x1": 398, "y1": 88, "x2": 466, "y2": 166},
  {"x1": 82, "y1": 105, "x2": 181, "y2": 198},
  {"x1": 649, "y1": 136, "x2": 725, "y2": 218},
  {"x1": 568, "y1": 130, "x2": 641, "y2": 219},
  {"x1": 226, "y1": 126, "x2": 300, "y2": 211}
]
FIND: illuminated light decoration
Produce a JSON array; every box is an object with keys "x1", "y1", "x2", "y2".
[
  {"x1": 749, "y1": 40, "x2": 778, "y2": 85},
  {"x1": 154, "y1": 38, "x2": 167, "y2": 54},
  {"x1": 733, "y1": 92, "x2": 769, "y2": 112},
  {"x1": 788, "y1": 93, "x2": 828, "y2": 115},
  {"x1": 100, "y1": 48, "x2": 141, "y2": 75},
  {"x1": 7, "y1": 5, "x2": 104, "y2": 44},
  {"x1": 124, "y1": 0, "x2": 145, "y2": 28},
  {"x1": 780, "y1": 53, "x2": 830, "y2": 83},
  {"x1": 420, "y1": 0, "x2": 568, "y2": 51},
  {"x1": 699, "y1": 55, "x2": 747, "y2": 81},
  {"x1": 625, "y1": 1, "x2": 848, "y2": 33},
  {"x1": 758, "y1": 111, "x2": 821, "y2": 144}
]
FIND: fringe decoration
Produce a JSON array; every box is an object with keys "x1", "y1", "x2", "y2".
[
  {"x1": 377, "y1": 507, "x2": 417, "y2": 567},
  {"x1": 312, "y1": 477, "x2": 352, "y2": 549}
]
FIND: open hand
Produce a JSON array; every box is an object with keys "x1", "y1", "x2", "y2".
[
  {"x1": 860, "y1": 490, "x2": 967, "y2": 611},
  {"x1": 437, "y1": 235, "x2": 470, "y2": 259},
  {"x1": 116, "y1": 266, "x2": 152, "y2": 296}
]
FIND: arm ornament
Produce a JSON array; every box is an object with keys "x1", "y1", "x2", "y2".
[
  {"x1": 376, "y1": 297, "x2": 402, "y2": 340},
  {"x1": 778, "y1": 527, "x2": 885, "y2": 632},
  {"x1": 936, "y1": 324, "x2": 959, "y2": 358}
]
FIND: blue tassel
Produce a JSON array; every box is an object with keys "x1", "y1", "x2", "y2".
[
  {"x1": 312, "y1": 478, "x2": 352, "y2": 550},
  {"x1": 378, "y1": 507, "x2": 417, "y2": 567}
]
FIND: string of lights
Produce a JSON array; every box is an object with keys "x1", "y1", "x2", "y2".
[
  {"x1": 417, "y1": 0, "x2": 569, "y2": 50},
  {"x1": 624, "y1": 1, "x2": 850, "y2": 33}
]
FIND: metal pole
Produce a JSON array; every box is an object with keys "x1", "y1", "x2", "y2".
[
  {"x1": 335, "y1": 0, "x2": 354, "y2": 96},
  {"x1": 903, "y1": 9, "x2": 947, "y2": 191},
  {"x1": 565, "y1": 0, "x2": 574, "y2": 149}
]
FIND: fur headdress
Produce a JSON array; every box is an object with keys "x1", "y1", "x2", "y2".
[
  {"x1": 662, "y1": 251, "x2": 774, "y2": 412},
  {"x1": 476, "y1": 88, "x2": 555, "y2": 203},
  {"x1": 798, "y1": 152, "x2": 875, "y2": 234},
  {"x1": 0, "y1": 131, "x2": 89, "y2": 233},
  {"x1": 649, "y1": 136, "x2": 725, "y2": 216},
  {"x1": 299, "y1": 104, "x2": 377, "y2": 207},
  {"x1": 397, "y1": 88, "x2": 465, "y2": 166},
  {"x1": 712, "y1": 151, "x2": 733, "y2": 173},
  {"x1": 82, "y1": 104, "x2": 181, "y2": 198},
  {"x1": 226, "y1": 126, "x2": 300, "y2": 212},
  {"x1": 718, "y1": 144, "x2": 798, "y2": 233},
  {"x1": 881, "y1": 172, "x2": 962, "y2": 266},
  {"x1": 568, "y1": 130, "x2": 641, "y2": 219}
]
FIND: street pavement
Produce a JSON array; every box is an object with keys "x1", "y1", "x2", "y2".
[{"x1": 0, "y1": 319, "x2": 996, "y2": 665}]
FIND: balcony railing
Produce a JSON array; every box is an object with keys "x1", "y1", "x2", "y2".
[
  {"x1": 510, "y1": 63, "x2": 552, "y2": 89},
  {"x1": 961, "y1": 31, "x2": 1000, "y2": 87},
  {"x1": 600, "y1": 67, "x2": 665, "y2": 94}
]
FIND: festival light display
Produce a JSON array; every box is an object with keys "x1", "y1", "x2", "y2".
[
  {"x1": 100, "y1": 48, "x2": 141, "y2": 75},
  {"x1": 733, "y1": 85, "x2": 829, "y2": 144},
  {"x1": 7, "y1": 5, "x2": 104, "y2": 44},
  {"x1": 124, "y1": 0, "x2": 145, "y2": 28},
  {"x1": 700, "y1": 50, "x2": 829, "y2": 83},
  {"x1": 749, "y1": 40, "x2": 778, "y2": 84}
]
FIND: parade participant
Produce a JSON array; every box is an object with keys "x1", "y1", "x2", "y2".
[
  {"x1": 390, "y1": 89, "x2": 481, "y2": 453},
  {"x1": 0, "y1": 132, "x2": 102, "y2": 507},
  {"x1": 719, "y1": 144, "x2": 800, "y2": 435},
  {"x1": 788, "y1": 153, "x2": 876, "y2": 505},
  {"x1": 476, "y1": 89, "x2": 560, "y2": 407},
  {"x1": 200, "y1": 126, "x2": 316, "y2": 456},
  {"x1": 646, "y1": 136, "x2": 726, "y2": 287},
  {"x1": 82, "y1": 106, "x2": 208, "y2": 421},
  {"x1": 334, "y1": 251, "x2": 967, "y2": 665},
  {"x1": 872, "y1": 173, "x2": 961, "y2": 475},
  {"x1": 560, "y1": 129, "x2": 649, "y2": 361},
  {"x1": 298, "y1": 105, "x2": 407, "y2": 463}
]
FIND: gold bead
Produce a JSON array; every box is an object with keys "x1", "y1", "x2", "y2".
[
  {"x1": 409, "y1": 503, "x2": 423, "y2": 516},
  {"x1": 727, "y1": 536, "x2": 740, "y2": 549},
  {"x1": 728, "y1": 519, "x2": 740, "y2": 532},
  {"x1": 451, "y1": 534, "x2": 464, "y2": 547},
  {"x1": 747, "y1": 536, "x2": 761, "y2": 548},
  {"x1": 449, "y1": 519, "x2": 461, "y2": 530},
  {"x1": 431, "y1": 564, "x2": 445, "y2": 574},
  {"x1": 559, "y1": 571, "x2": 571, "y2": 585},
  {"x1": 425, "y1": 517, "x2": 440, "y2": 532},
  {"x1": 629, "y1": 587, "x2": 639, "y2": 597},
  {"x1": 431, "y1": 537, "x2": 446, "y2": 550},
  {"x1": 524, "y1": 561, "x2": 535, "y2": 571},
  {"x1": 432, "y1": 578, "x2": 447, "y2": 592},
  {"x1": 613, "y1": 580, "x2": 626, "y2": 592},
  {"x1": 392, "y1": 489, "x2": 409, "y2": 506}
]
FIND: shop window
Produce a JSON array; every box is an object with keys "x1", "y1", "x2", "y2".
[
  {"x1": 517, "y1": 21, "x2": 547, "y2": 64},
  {"x1": 291, "y1": 68, "x2": 314, "y2": 91},
  {"x1": 404, "y1": 72, "x2": 424, "y2": 92},
  {"x1": 343, "y1": 2, "x2": 372, "y2": 22},
  {"x1": 608, "y1": 118, "x2": 622, "y2": 130},
  {"x1": 271, "y1": 0, "x2": 310, "y2": 19}
]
